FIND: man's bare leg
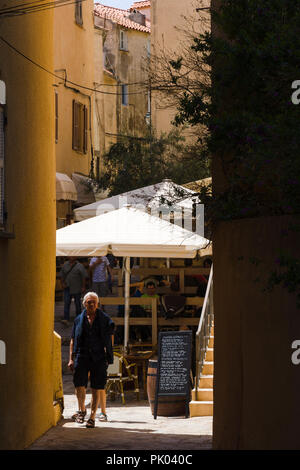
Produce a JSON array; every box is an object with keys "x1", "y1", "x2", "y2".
[
  {"x1": 75, "y1": 386, "x2": 86, "y2": 413},
  {"x1": 99, "y1": 389, "x2": 106, "y2": 415},
  {"x1": 90, "y1": 389, "x2": 101, "y2": 420}
]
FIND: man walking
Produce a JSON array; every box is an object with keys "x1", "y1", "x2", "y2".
[
  {"x1": 89, "y1": 256, "x2": 113, "y2": 298},
  {"x1": 60, "y1": 256, "x2": 88, "y2": 324},
  {"x1": 68, "y1": 292, "x2": 115, "y2": 428}
]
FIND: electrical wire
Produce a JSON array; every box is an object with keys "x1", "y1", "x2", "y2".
[
  {"x1": 0, "y1": 1, "x2": 150, "y2": 88},
  {"x1": 0, "y1": 0, "x2": 86, "y2": 18},
  {"x1": 0, "y1": 35, "x2": 149, "y2": 96}
]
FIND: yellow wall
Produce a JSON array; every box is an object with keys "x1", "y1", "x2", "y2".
[
  {"x1": 54, "y1": 0, "x2": 95, "y2": 176},
  {"x1": 0, "y1": 1, "x2": 56, "y2": 449}
]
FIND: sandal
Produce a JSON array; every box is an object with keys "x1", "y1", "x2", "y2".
[
  {"x1": 72, "y1": 410, "x2": 86, "y2": 422},
  {"x1": 86, "y1": 418, "x2": 95, "y2": 428}
]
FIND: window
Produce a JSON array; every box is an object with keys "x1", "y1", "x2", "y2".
[
  {"x1": 72, "y1": 100, "x2": 88, "y2": 153},
  {"x1": 55, "y1": 92, "x2": 58, "y2": 143},
  {"x1": 146, "y1": 39, "x2": 151, "y2": 58},
  {"x1": 120, "y1": 30, "x2": 128, "y2": 51},
  {"x1": 121, "y1": 85, "x2": 129, "y2": 106},
  {"x1": 0, "y1": 80, "x2": 6, "y2": 227},
  {"x1": 75, "y1": 0, "x2": 83, "y2": 26}
]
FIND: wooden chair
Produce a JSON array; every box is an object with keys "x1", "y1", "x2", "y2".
[{"x1": 106, "y1": 352, "x2": 140, "y2": 404}]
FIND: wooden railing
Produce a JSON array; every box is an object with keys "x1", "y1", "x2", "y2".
[
  {"x1": 112, "y1": 266, "x2": 210, "y2": 295},
  {"x1": 100, "y1": 296, "x2": 204, "y2": 346},
  {"x1": 194, "y1": 265, "x2": 214, "y2": 400}
]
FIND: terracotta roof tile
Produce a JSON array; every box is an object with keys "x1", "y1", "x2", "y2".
[
  {"x1": 94, "y1": 3, "x2": 151, "y2": 33},
  {"x1": 130, "y1": 1, "x2": 151, "y2": 9}
]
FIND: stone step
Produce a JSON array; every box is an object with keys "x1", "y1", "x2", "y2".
[
  {"x1": 205, "y1": 348, "x2": 214, "y2": 362},
  {"x1": 202, "y1": 361, "x2": 214, "y2": 375},
  {"x1": 189, "y1": 400, "x2": 213, "y2": 417},
  {"x1": 191, "y1": 388, "x2": 213, "y2": 401},
  {"x1": 198, "y1": 375, "x2": 213, "y2": 389}
]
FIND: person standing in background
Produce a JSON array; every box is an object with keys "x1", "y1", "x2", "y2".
[
  {"x1": 60, "y1": 257, "x2": 88, "y2": 325},
  {"x1": 89, "y1": 256, "x2": 113, "y2": 298}
]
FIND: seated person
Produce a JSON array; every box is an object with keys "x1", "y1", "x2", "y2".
[
  {"x1": 141, "y1": 281, "x2": 160, "y2": 316},
  {"x1": 130, "y1": 281, "x2": 159, "y2": 342}
]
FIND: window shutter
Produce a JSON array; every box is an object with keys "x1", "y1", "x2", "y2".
[
  {"x1": 75, "y1": 0, "x2": 83, "y2": 25},
  {"x1": 120, "y1": 30, "x2": 128, "y2": 51},
  {"x1": 55, "y1": 92, "x2": 58, "y2": 143},
  {"x1": 83, "y1": 105, "x2": 88, "y2": 154},
  {"x1": 122, "y1": 84, "x2": 128, "y2": 106},
  {"x1": 0, "y1": 107, "x2": 4, "y2": 225},
  {"x1": 72, "y1": 100, "x2": 80, "y2": 151}
]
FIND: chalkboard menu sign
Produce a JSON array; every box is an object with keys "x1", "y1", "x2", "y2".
[{"x1": 154, "y1": 330, "x2": 192, "y2": 419}]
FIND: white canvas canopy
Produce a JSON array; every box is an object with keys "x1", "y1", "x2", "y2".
[
  {"x1": 56, "y1": 206, "x2": 209, "y2": 258},
  {"x1": 56, "y1": 206, "x2": 211, "y2": 348},
  {"x1": 73, "y1": 179, "x2": 199, "y2": 222}
]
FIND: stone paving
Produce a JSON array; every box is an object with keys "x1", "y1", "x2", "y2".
[
  {"x1": 28, "y1": 300, "x2": 213, "y2": 450},
  {"x1": 29, "y1": 375, "x2": 212, "y2": 450}
]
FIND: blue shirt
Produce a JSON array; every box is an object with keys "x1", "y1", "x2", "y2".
[{"x1": 90, "y1": 256, "x2": 110, "y2": 282}]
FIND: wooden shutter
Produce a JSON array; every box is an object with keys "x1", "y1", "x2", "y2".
[
  {"x1": 83, "y1": 105, "x2": 88, "y2": 154},
  {"x1": 55, "y1": 92, "x2": 58, "y2": 143},
  {"x1": 120, "y1": 30, "x2": 128, "y2": 51},
  {"x1": 75, "y1": 0, "x2": 83, "y2": 25},
  {"x1": 72, "y1": 100, "x2": 80, "y2": 151}
]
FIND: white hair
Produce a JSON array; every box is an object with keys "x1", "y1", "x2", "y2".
[{"x1": 82, "y1": 291, "x2": 99, "y2": 306}]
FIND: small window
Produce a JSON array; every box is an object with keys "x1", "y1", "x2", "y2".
[
  {"x1": 121, "y1": 85, "x2": 129, "y2": 106},
  {"x1": 120, "y1": 30, "x2": 128, "y2": 51},
  {"x1": 55, "y1": 92, "x2": 58, "y2": 143},
  {"x1": 146, "y1": 39, "x2": 151, "y2": 58},
  {"x1": 75, "y1": 0, "x2": 83, "y2": 26},
  {"x1": 72, "y1": 100, "x2": 88, "y2": 153}
]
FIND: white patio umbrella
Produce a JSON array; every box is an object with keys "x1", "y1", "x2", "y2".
[
  {"x1": 56, "y1": 206, "x2": 210, "y2": 348},
  {"x1": 73, "y1": 179, "x2": 199, "y2": 222}
]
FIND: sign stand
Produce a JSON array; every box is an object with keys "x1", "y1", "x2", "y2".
[{"x1": 154, "y1": 330, "x2": 192, "y2": 419}]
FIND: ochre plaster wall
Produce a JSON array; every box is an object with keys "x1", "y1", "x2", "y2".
[
  {"x1": 213, "y1": 215, "x2": 300, "y2": 449},
  {"x1": 0, "y1": 3, "x2": 56, "y2": 449},
  {"x1": 54, "y1": 0, "x2": 95, "y2": 176}
]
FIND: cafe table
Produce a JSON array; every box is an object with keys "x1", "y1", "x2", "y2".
[{"x1": 124, "y1": 349, "x2": 154, "y2": 399}]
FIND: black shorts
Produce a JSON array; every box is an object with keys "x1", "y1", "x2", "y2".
[{"x1": 73, "y1": 356, "x2": 108, "y2": 390}]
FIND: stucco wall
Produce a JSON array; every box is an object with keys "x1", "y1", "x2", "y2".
[
  {"x1": 54, "y1": 0, "x2": 95, "y2": 176},
  {"x1": 0, "y1": 2, "x2": 56, "y2": 449},
  {"x1": 151, "y1": 0, "x2": 200, "y2": 135},
  {"x1": 213, "y1": 215, "x2": 300, "y2": 449}
]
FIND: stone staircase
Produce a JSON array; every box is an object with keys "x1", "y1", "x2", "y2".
[{"x1": 189, "y1": 322, "x2": 214, "y2": 417}]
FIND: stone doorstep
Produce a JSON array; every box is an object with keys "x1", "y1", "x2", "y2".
[
  {"x1": 191, "y1": 388, "x2": 213, "y2": 401},
  {"x1": 189, "y1": 400, "x2": 213, "y2": 417},
  {"x1": 205, "y1": 348, "x2": 214, "y2": 361},
  {"x1": 202, "y1": 361, "x2": 214, "y2": 375},
  {"x1": 198, "y1": 375, "x2": 213, "y2": 389}
]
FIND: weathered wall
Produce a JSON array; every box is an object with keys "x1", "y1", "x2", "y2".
[
  {"x1": 213, "y1": 215, "x2": 300, "y2": 449},
  {"x1": 0, "y1": 1, "x2": 56, "y2": 449},
  {"x1": 94, "y1": 15, "x2": 149, "y2": 151}
]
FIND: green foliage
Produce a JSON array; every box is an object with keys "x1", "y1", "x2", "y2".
[
  {"x1": 167, "y1": 0, "x2": 300, "y2": 304},
  {"x1": 265, "y1": 254, "x2": 300, "y2": 308},
  {"x1": 171, "y1": 0, "x2": 300, "y2": 220},
  {"x1": 97, "y1": 129, "x2": 210, "y2": 196}
]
